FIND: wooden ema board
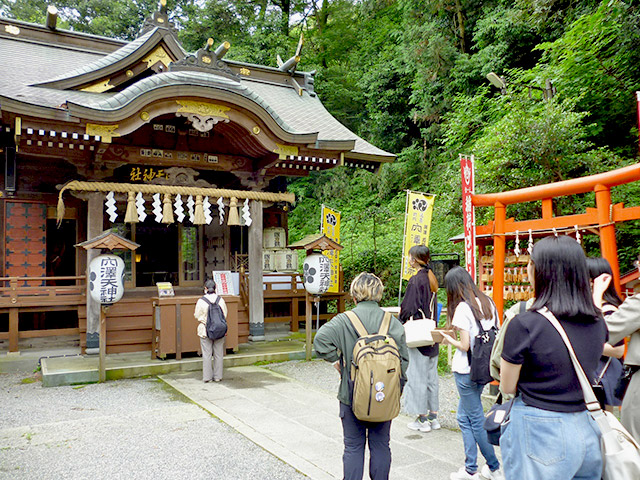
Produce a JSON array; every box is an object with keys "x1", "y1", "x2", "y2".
[{"x1": 431, "y1": 329, "x2": 455, "y2": 343}]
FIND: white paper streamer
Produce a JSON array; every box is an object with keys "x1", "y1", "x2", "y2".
[
  {"x1": 203, "y1": 196, "x2": 213, "y2": 225},
  {"x1": 105, "y1": 191, "x2": 118, "y2": 222},
  {"x1": 174, "y1": 194, "x2": 185, "y2": 223},
  {"x1": 152, "y1": 193, "x2": 162, "y2": 223},
  {"x1": 217, "y1": 197, "x2": 225, "y2": 225},
  {"x1": 136, "y1": 192, "x2": 147, "y2": 222},
  {"x1": 575, "y1": 225, "x2": 581, "y2": 244},
  {"x1": 527, "y1": 229, "x2": 534, "y2": 255},
  {"x1": 514, "y1": 230, "x2": 521, "y2": 258},
  {"x1": 242, "y1": 198, "x2": 252, "y2": 226},
  {"x1": 187, "y1": 195, "x2": 195, "y2": 223}
]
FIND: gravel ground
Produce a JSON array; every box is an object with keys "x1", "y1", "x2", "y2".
[
  {"x1": 267, "y1": 359, "x2": 461, "y2": 430},
  {"x1": 0, "y1": 373, "x2": 308, "y2": 480}
]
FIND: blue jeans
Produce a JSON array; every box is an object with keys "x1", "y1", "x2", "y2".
[
  {"x1": 454, "y1": 373, "x2": 500, "y2": 474},
  {"x1": 500, "y1": 397, "x2": 602, "y2": 480},
  {"x1": 340, "y1": 403, "x2": 391, "y2": 480}
]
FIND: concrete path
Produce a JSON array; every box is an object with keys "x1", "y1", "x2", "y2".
[{"x1": 161, "y1": 366, "x2": 478, "y2": 480}]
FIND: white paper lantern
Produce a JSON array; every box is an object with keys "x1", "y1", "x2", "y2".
[
  {"x1": 89, "y1": 254, "x2": 125, "y2": 305},
  {"x1": 303, "y1": 253, "x2": 331, "y2": 295}
]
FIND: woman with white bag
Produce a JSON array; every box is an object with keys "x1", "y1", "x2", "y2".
[{"x1": 399, "y1": 245, "x2": 440, "y2": 432}]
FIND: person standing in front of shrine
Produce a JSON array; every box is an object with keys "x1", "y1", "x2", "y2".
[
  {"x1": 314, "y1": 272, "x2": 409, "y2": 480},
  {"x1": 399, "y1": 245, "x2": 441, "y2": 432},
  {"x1": 194, "y1": 279, "x2": 228, "y2": 383}
]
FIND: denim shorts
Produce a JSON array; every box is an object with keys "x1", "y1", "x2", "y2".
[{"x1": 500, "y1": 397, "x2": 602, "y2": 480}]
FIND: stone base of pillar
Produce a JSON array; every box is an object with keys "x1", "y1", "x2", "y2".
[
  {"x1": 86, "y1": 332, "x2": 99, "y2": 355},
  {"x1": 249, "y1": 322, "x2": 265, "y2": 341}
]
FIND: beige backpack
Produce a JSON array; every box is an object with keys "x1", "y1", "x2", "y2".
[{"x1": 345, "y1": 311, "x2": 402, "y2": 422}]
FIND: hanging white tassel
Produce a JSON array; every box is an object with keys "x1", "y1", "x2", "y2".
[
  {"x1": 105, "y1": 191, "x2": 118, "y2": 222},
  {"x1": 187, "y1": 195, "x2": 195, "y2": 223},
  {"x1": 242, "y1": 198, "x2": 252, "y2": 226},
  {"x1": 217, "y1": 197, "x2": 225, "y2": 225},
  {"x1": 174, "y1": 194, "x2": 185, "y2": 223},
  {"x1": 136, "y1": 192, "x2": 147, "y2": 222},
  {"x1": 203, "y1": 196, "x2": 213, "y2": 225},
  {"x1": 527, "y1": 229, "x2": 534, "y2": 255},
  {"x1": 575, "y1": 225, "x2": 581, "y2": 244},
  {"x1": 152, "y1": 193, "x2": 163, "y2": 223},
  {"x1": 514, "y1": 230, "x2": 521, "y2": 258}
]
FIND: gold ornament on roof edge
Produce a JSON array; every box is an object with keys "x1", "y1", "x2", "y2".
[{"x1": 176, "y1": 100, "x2": 231, "y2": 118}]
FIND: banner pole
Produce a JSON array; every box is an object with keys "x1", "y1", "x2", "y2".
[{"x1": 398, "y1": 190, "x2": 410, "y2": 307}]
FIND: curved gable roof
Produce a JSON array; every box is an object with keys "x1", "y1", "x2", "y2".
[{"x1": 32, "y1": 27, "x2": 185, "y2": 90}]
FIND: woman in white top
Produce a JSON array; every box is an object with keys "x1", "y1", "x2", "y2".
[
  {"x1": 440, "y1": 267, "x2": 503, "y2": 480},
  {"x1": 194, "y1": 279, "x2": 228, "y2": 383}
]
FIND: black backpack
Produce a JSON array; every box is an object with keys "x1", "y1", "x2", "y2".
[
  {"x1": 201, "y1": 296, "x2": 227, "y2": 340},
  {"x1": 467, "y1": 312, "x2": 498, "y2": 385}
]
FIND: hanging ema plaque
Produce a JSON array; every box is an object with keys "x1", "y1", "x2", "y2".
[{"x1": 89, "y1": 254, "x2": 125, "y2": 305}]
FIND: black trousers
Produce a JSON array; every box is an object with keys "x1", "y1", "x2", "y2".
[{"x1": 339, "y1": 402, "x2": 391, "y2": 480}]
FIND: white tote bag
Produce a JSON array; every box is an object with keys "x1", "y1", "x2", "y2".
[{"x1": 403, "y1": 295, "x2": 437, "y2": 348}]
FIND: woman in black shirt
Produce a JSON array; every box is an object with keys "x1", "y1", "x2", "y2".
[
  {"x1": 500, "y1": 236, "x2": 607, "y2": 480},
  {"x1": 399, "y1": 245, "x2": 440, "y2": 432}
]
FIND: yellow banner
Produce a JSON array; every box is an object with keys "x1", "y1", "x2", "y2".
[
  {"x1": 321, "y1": 205, "x2": 341, "y2": 293},
  {"x1": 401, "y1": 192, "x2": 435, "y2": 281}
]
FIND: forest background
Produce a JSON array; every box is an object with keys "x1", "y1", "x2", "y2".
[{"x1": 2, "y1": 0, "x2": 640, "y2": 305}]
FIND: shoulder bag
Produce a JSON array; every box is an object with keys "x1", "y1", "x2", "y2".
[
  {"x1": 403, "y1": 294, "x2": 437, "y2": 348},
  {"x1": 538, "y1": 307, "x2": 640, "y2": 480},
  {"x1": 484, "y1": 393, "x2": 514, "y2": 446}
]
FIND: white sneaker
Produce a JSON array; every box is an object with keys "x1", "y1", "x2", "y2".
[
  {"x1": 429, "y1": 418, "x2": 441, "y2": 430},
  {"x1": 480, "y1": 465, "x2": 505, "y2": 480},
  {"x1": 450, "y1": 467, "x2": 479, "y2": 480},
  {"x1": 407, "y1": 416, "x2": 431, "y2": 432}
]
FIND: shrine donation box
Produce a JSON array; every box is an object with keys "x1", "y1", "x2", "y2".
[{"x1": 151, "y1": 295, "x2": 239, "y2": 359}]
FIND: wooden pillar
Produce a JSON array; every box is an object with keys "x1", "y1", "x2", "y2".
[
  {"x1": 9, "y1": 308, "x2": 18, "y2": 353},
  {"x1": 85, "y1": 193, "x2": 103, "y2": 354},
  {"x1": 305, "y1": 292, "x2": 312, "y2": 360},
  {"x1": 493, "y1": 202, "x2": 506, "y2": 320},
  {"x1": 98, "y1": 306, "x2": 107, "y2": 382},
  {"x1": 248, "y1": 200, "x2": 264, "y2": 340},
  {"x1": 595, "y1": 184, "x2": 622, "y2": 294},
  {"x1": 291, "y1": 297, "x2": 299, "y2": 332}
]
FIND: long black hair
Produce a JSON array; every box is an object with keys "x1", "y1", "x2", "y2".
[
  {"x1": 587, "y1": 257, "x2": 622, "y2": 308},
  {"x1": 444, "y1": 266, "x2": 494, "y2": 328},
  {"x1": 530, "y1": 236, "x2": 600, "y2": 320}
]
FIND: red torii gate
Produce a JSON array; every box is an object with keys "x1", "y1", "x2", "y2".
[{"x1": 472, "y1": 163, "x2": 640, "y2": 319}]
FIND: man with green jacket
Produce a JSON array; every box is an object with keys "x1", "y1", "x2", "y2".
[{"x1": 314, "y1": 272, "x2": 409, "y2": 480}]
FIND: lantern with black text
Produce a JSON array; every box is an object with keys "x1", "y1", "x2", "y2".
[
  {"x1": 303, "y1": 253, "x2": 331, "y2": 295},
  {"x1": 89, "y1": 254, "x2": 125, "y2": 305}
]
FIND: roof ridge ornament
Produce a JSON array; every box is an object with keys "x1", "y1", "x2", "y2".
[
  {"x1": 169, "y1": 37, "x2": 239, "y2": 81},
  {"x1": 140, "y1": 0, "x2": 177, "y2": 36}
]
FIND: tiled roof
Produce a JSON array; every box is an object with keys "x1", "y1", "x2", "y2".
[
  {"x1": 0, "y1": 21, "x2": 394, "y2": 161},
  {"x1": 36, "y1": 28, "x2": 159, "y2": 84}
]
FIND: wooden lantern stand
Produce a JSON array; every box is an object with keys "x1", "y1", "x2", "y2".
[
  {"x1": 76, "y1": 231, "x2": 140, "y2": 382},
  {"x1": 289, "y1": 234, "x2": 344, "y2": 360}
]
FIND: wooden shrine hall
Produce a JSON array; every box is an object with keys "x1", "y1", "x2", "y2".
[{"x1": 0, "y1": 3, "x2": 394, "y2": 355}]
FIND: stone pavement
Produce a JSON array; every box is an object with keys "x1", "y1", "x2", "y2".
[{"x1": 161, "y1": 365, "x2": 485, "y2": 480}]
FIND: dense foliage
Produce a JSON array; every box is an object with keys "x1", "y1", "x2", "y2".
[{"x1": 3, "y1": 0, "x2": 640, "y2": 305}]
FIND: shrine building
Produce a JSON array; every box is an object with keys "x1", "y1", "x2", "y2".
[{"x1": 0, "y1": 4, "x2": 394, "y2": 355}]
